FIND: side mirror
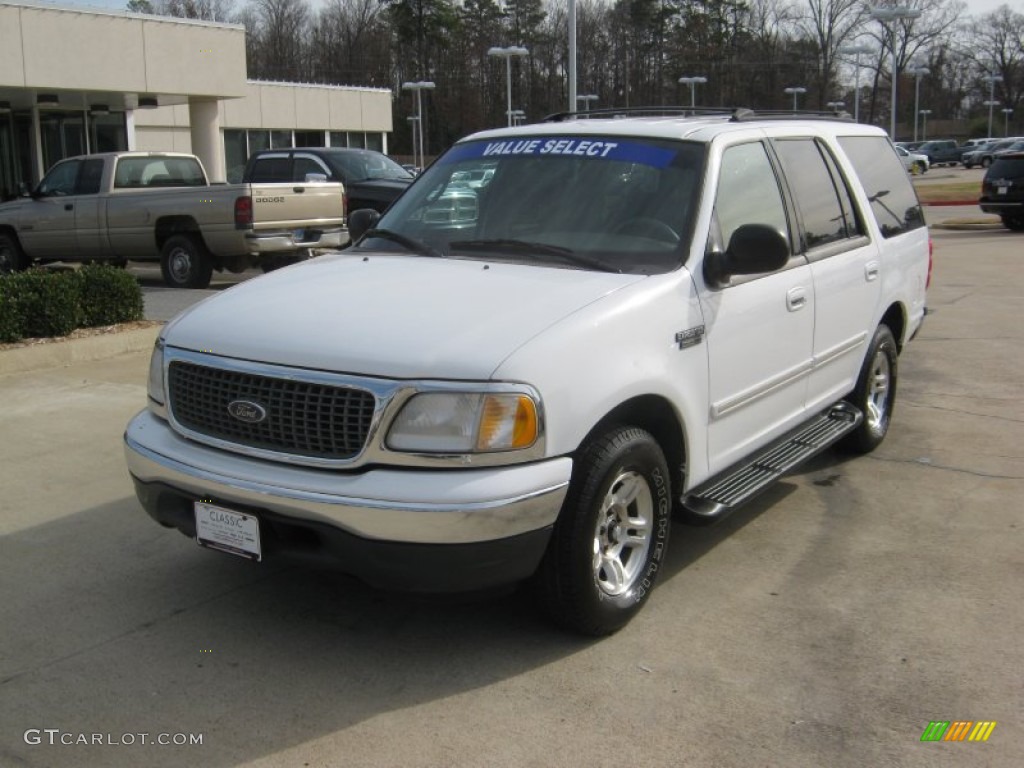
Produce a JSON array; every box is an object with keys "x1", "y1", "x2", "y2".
[
  {"x1": 304, "y1": 172, "x2": 328, "y2": 183},
  {"x1": 704, "y1": 224, "x2": 789, "y2": 287},
  {"x1": 348, "y1": 208, "x2": 381, "y2": 243}
]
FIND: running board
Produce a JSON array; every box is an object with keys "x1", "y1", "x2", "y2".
[{"x1": 682, "y1": 402, "x2": 862, "y2": 520}]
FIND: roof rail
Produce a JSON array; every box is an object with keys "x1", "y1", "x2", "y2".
[{"x1": 541, "y1": 106, "x2": 854, "y2": 123}]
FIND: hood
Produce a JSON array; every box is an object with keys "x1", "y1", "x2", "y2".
[
  {"x1": 165, "y1": 252, "x2": 645, "y2": 380},
  {"x1": 348, "y1": 178, "x2": 412, "y2": 194}
]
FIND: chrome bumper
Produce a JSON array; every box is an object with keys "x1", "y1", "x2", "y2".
[
  {"x1": 244, "y1": 227, "x2": 347, "y2": 253},
  {"x1": 124, "y1": 410, "x2": 571, "y2": 545}
]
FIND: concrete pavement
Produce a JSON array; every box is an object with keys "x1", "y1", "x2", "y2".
[{"x1": 1, "y1": 225, "x2": 1021, "y2": 767}]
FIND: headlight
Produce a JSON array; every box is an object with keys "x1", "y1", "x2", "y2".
[
  {"x1": 147, "y1": 339, "x2": 166, "y2": 405},
  {"x1": 387, "y1": 392, "x2": 539, "y2": 453}
]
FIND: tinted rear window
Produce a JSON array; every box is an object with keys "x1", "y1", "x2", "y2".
[
  {"x1": 988, "y1": 157, "x2": 1024, "y2": 180},
  {"x1": 837, "y1": 137, "x2": 925, "y2": 238}
]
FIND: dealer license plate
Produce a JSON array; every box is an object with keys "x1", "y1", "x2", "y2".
[
  {"x1": 998, "y1": 186, "x2": 1008, "y2": 195},
  {"x1": 194, "y1": 502, "x2": 261, "y2": 561}
]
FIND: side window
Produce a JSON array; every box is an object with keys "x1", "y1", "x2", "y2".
[
  {"x1": 248, "y1": 155, "x2": 292, "y2": 183},
  {"x1": 837, "y1": 136, "x2": 925, "y2": 238},
  {"x1": 713, "y1": 142, "x2": 790, "y2": 252},
  {"x1": 37, "y1": 160, "x2": 81, "y2": 197},
  {"x1": 293, "y1": 155, "x2": 330, "y2": 181},
  {"x1": 774, "y1": 138, "x2": 861, "y2": 250},
  {"x1": 76, "y1": 159, "x2": 104, "y2": 195}
]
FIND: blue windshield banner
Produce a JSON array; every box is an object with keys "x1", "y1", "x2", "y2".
[{"x1": 441, "y1": 138, "x2": 676, "y2": 168}]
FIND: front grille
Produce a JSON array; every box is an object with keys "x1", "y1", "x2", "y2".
[{"x1": 168, "y1": 361, "x2": 375, "y2": 460}]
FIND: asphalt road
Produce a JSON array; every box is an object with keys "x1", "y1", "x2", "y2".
[{"x1": 2, "y1": 225, "x2": 1021, "y2": 767}]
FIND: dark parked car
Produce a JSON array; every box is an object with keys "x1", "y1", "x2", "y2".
[
  {"x1": 244, "y1": 148, "x2": 415, "y2": 216},
  {"x1": 979, "y1": 152, "x2": 1024, "y2": 231},
  {"x1": 916, "y1": 139, "x2": 963, "y2": 166},
  {"x1": 963, "y1": 139, "x2": 1018, "y2": 169}
]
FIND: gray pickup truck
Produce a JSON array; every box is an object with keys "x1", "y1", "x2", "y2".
[{"x1": 0, "y1": 152, "x2": 346, "y2": 287}]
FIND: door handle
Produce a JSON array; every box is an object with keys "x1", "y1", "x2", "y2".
[
  {"x1": 64, "y1": 204, "x2": 73, "y2": 211},
  {"x1": 865, "y1": 260, "x2": 880, "y2": 282},
  {"x1": 786, "y1": 287, "x2": 808, "y2": 312}
]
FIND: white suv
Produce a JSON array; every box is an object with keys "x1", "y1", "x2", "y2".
[{"x1": 125, "y1": 110, "x2": 930, "y2": 635}]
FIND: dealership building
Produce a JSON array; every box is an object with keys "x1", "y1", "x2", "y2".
[{"x1": 0, "y1": 0, "x2": 395, "y2": 199}]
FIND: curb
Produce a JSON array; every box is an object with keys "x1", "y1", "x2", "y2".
[{"x1": 0, "y1": 325, "x2": 162, "y2": 377}]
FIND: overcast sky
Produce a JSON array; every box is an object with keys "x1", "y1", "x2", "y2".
[{"x1": 19, "y1": 0, "x2": 1024, "y2": 19}]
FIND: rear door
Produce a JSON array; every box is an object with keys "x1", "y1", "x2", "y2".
[{"x1": 771, "y1": 136, "x2": 882, "y2": 411}]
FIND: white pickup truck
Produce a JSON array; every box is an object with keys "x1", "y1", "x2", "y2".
[
  {"x1": 125, "y1": 111, "x2": 930, "y2": 635},
  {"x1": 0, "y1": 152, "x2": 346, "y2": 287}
]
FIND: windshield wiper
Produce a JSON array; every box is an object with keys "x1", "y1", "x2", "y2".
[
  {"x1": 448, "y1": 238, "x2": 620, "y2": 273},
  {"x1": 361, "y1": 228, "x2": 444, "y2": 258}
]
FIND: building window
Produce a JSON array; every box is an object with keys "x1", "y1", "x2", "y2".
[
  {"x1": 249, "y1": 130, "x2": 270, "y2": 153},
  {"x1": 347, "y1": 132, "x2": 366, "y2": 149},
  {"x1": 294, "y1": 130, "x2": 325, "y2": 147},
  {"x1": 329, "y1": 131, "x2": 347, "y2": 147},
  {"x1": 270, "y1": 130, "x2": 292, "y2": 149},
  {"x1": 366, "y1": 133, "x2": 383, "y2": 152},
  {"x1": 224, "y1": 129, "x2": 247, "y2": 183}
]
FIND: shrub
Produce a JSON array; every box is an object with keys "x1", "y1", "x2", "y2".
[
  {"x1": 78, "y1": 264, "x2": 144, "y2": 326},
  {"x1": 11, "y1": 270, "x2": 82, "y2": 339},
  {"x1": 0, "y1": 277, "x2": 20, "y2": 343}
]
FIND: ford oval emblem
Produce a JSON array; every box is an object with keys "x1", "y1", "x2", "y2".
[{"x1": 227, "y1": 400, "x2": 267, "y2": 424}]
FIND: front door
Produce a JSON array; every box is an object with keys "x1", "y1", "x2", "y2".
[{"x1": 701, "y1": 140, "x2": 815, "y2": 473}]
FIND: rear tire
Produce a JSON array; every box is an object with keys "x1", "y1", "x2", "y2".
[
  {"x1": 535, "y1": 426, "x2": 671, "y2": 636},
  {"x1": 841, "y1": 325, "x2": 898, "y2": 454},
  {"x1": 160, "y1": 234, "x2": 213, "y2": 289},
  {"x1": 0, "y1": 232, "x2": 28, "y2": 274},
  {"x1": 1001, "y1": 215, "x2": 1024, "y2": 232}
]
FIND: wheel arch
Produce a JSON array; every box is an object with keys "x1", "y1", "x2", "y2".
[
  {"x1": 880, "y1": 302, "x2": 907, "y2": 351},
  {"x1": 154, "y1": 216, "x2": 203, "y2": 250},
  {"x1": 576, "y1": 394, "x2": 688, "y2": 505}
]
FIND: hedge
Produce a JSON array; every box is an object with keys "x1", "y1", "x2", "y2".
[{"x1": 0, "y1": 266, "x2": 144, "y2": 344}]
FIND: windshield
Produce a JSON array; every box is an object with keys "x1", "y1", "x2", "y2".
[
  {"x1": 334, "y1": 151, "x2": 413, "y2": 182},
  {"x1": 358, "y1": 135, "x2": 705, "y2": 274}
]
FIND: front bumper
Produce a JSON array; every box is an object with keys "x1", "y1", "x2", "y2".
[
  {"x1": 124, "y1": 410, "x2": 572, "y2": 591},
  {"x1": 244, "y1": 227, "x2": 347, "y2": 254}
]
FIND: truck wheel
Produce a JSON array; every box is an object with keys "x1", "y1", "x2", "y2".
[
  {"x1": 913, "y1": 161, "x2": 927, "y2": 175},
  {"x1": 842, "y1": 325, "x2": 898, "y2": 454},
  {"x1": 0, "y1": 232, "x2": 28, "y2": 274},
  {"x1": 535, "y1": 426, "x2": 671, "y2": 636},
  {"x1": 161, "y1": 234, "x2": 213, "y2": 289},
  {"x1": 1001, "y1": 215, "x2": 1024, "y2": 231}
]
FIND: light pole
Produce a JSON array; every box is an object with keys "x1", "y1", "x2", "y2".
[
  {"x1": 511, "y1": 110, "x2": 527, "y2": 126},
  {"x1": 839, "y1": 44, "x2": 872, "y2": 123},
  {"x1": 576, "y1": 94, "x2": 598, "y2": 113},
  {"x1": 826, "y1": 100, "x2": 846, "y2": 112},
  {"x1": 909, "y1": 66, "x2": 930, "y2": 142},
  {"x1": 918, "y1": 109, "x2": 931, "y2": 140},
  {"x1": 488, "y1": 46, "x2": 529, "y2": 127},
  {"x1": 405, "y1": 115, "x2": 419, "y2": 172},
  {"x1": 401, "y1": 81, "x2": 435, "y2": 171},
  {"x1": 1003, "y1": 108, "x2": 1014, "y2": 137},
  {"x1": 784, "y1": 86, "x2": 807, "y2": 111},
  {"x1": 871, "y1": 5, "x2": 923, "y2": 140},
  {"x1": 983, "y1": 74, "x2": 1003, "y2": 138},
  {"x1": 678, "y1": 76, "x2": 707, "y2": 109}
]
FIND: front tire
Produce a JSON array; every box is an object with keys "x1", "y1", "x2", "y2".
[
  {"x1": 0, "y1": 232, "x2": 28, "y2": 274},
  {"x1": 160, "y1": 234, "x2": 213, "y2": 289},
  {"x1": 535, "y1": 426, "x2": 671, "y2": 636},
  {"x1": 842, "y1": 325, "x2": 898, "y2": 454}
]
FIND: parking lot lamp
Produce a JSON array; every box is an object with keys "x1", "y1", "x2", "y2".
[
  {"x1": 870, "y1": 5, "x2": 923, "y2": 139},
  {"x1": 677, "y1": 76, "x2": 707, "y2": 109},
  {"x1": 405, "y1": 115, "x2": 420, "y2": 173},
  {"x1": 983, "y1": 74, "x2": 1004, "y2": 138},
  {"x1": 576, "y1": 94, "x2": 598, "y2": 113},
  {"x1": 918, "y1": 109, "x2": 931, "y2": 140},
  {"x1": 839, "y1": 44, "x2": 873, "y2": 123},
  {"x1": 909, "y1": 66, "x2": 930, "y2": 142},
  {"x1": 1003, "y1": 108, "x2": 1014, "y2": 137},
  {"x1": 826, "y1": 100, "x2": 845, "y2": 112},
  {"x1": 488, "y1": 46, "x2": 529, "y2": 126},
  {"x1": 401, "y1": 81, "x2": 435, "y2": 171},
  {"x1": 784, "y1": 86, "x2": 807, "y2": 111}
]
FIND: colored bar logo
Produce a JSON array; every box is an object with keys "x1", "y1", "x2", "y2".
[{"x1": 921, "y1": 721, "x2": 997, "y2": 742}]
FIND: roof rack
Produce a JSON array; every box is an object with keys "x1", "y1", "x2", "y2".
[{"x1": 542, "y1": 106, "x2": 853, "y2": 123}]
